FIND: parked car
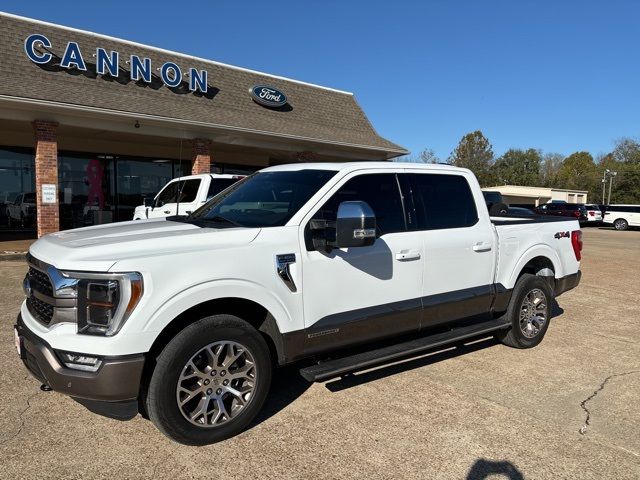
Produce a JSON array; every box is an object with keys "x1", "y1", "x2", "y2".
[
  {"x1": 507, "y1": 206, "x2": 534, "y2": 216},
  {"x1": 602, "y1": 204, "x2": 640, "y2": 230},
  {"x1": 6, "y1": 192, "x2": 36, "y2": 228},
  {"x1": 534, "y1": 202, "x2": 588, "y2": 224},
  {"x1": 597, "y1": 204, "x2": 608, "y2": 216},
  {"x1": 133, "y1": 173, "x2": 244, "y2": 220},
  {"x1": 482, "y1": 190, "x2": 508, "y2": 215},
  {"x1": 16, "y1": 162, "x2": 582, "y2": 445},
  {"x1": 583, "y1": 204, "x2": 603, "y2": 224}
]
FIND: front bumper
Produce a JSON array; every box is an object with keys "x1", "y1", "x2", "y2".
[
  {"x1": 15, "y1": 314, "x2": 145, "y2": 419},
  {"x1": 555, "y1": 270, "x2": 581, "y2": 296}
]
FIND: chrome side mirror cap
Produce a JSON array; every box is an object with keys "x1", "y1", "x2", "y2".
[{"x1": 335, "y1": 201, "x2": 377, "y2": 248}]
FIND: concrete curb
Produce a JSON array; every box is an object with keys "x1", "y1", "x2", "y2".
[{"x1": 0, "y1": 252, "x2": 27, "y2": 262}]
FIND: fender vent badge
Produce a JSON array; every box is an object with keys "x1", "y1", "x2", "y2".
[{"x1": 275, "y1": 254, "x2": 297, "y2": 292}]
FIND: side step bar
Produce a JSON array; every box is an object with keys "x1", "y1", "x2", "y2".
[{"x1": 299, "y1": 318, "x2": 510, "y2": 382}]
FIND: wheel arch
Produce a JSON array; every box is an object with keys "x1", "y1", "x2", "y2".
[{"x1": 508, "y1": 245, "x2": 562, "y2": 290}]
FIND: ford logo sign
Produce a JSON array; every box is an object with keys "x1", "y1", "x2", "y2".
[{"x1": 250, "y1": 85, "x2": 287, "y2": 108}]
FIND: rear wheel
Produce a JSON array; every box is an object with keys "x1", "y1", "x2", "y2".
[
  {"x1": 145, "y1": 314, "x2": 272, "y2": 445},
  {"x1": 496, "y1": 274, "x2": 553, "y2": 349},
  {"x1": 613, "y1": 218, "x2": 629, "y2": 231}
]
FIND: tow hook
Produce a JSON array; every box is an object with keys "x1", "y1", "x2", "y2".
[{"x1": 40, "y1": 384, "x2": 52, "y2": 392}]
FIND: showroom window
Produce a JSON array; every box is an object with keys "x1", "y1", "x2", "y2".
[
  {"x1": 0, "y1": 147, "x2": 36, "y2": 234},
  {"x1": 58, "y1": 151, "x2": 192, "y2": 230},
  {"x1": 58, "y1": 153, "x2": 116, "y2": 231}
]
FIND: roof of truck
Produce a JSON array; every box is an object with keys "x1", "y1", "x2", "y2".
[{"x1": 262, "y1": 162, "x2": 466, "y2": 173}]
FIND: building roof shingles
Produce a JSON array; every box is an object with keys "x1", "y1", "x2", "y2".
[{"x1": 0, "y1": 14, "x2": 407, "y2": 157}]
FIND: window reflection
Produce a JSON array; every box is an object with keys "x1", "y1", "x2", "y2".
[
  {"x1": 58, "y1": 153, "x2": 116, "y2": 230},
  {"x1": 0, "y1": 147, "x2": 36, "y2": 232},
  {"x1": 116, "y1": 158, "x2": 173, "y2": 222}
]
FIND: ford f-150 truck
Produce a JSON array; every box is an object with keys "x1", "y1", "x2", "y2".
[
  {"x1": 132, "y1": 173, "x2": 243, "y2": 220},
  {"x1": 15, "y1": 162, "x2": 582, "y2": 445}
]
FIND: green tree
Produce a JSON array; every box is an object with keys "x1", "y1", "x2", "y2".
[
  {"x1": 612, "y1": 138, "x2": 640, "y2": 164},
  {"x1": 540, "y1": 153, "x2": 563, "y2": 187},
  {"x1": 393, "y1": 148, "x2": 440, "y2": 164},
  {"x1": 492, "y1": 148, "x2": 541, "y2": 186},
  {"x1": 556, "y1": 152, "x2": 599, "y2": 193},
  {"x1": 594, "y1": 140, "x2": 640, "y2": 203},
  {"x1": 419, "y1": 148, "x2": 440, "y2": 164},
  {"x1": 449, "y1": 131, "x2": 495, "y2": 186},
  {"x1": 613, "y1": 164, "x2": 640, "y2": 203}
]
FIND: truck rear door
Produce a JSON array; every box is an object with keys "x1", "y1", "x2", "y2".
[{"x1": 402, "y1": 170, "x2": 497, "y2": 329}]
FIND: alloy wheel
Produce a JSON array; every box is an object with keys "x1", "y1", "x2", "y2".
[
  {"x1": 176, "y1": 341, "x2": 257, "y2": 428},
  {"x1": 519, "y1": 288, "x2": 548, "y2": 338}
]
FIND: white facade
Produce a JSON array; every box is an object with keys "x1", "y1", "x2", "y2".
[{"x1": 483, "y1": 185, "x2": 588, "y2": 206}]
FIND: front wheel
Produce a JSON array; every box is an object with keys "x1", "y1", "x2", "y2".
[
  {"x1": 145, "y1": 314, "x2": 272, "y2": 445},
  {"x1": 614, "y1": 218, "x2": 629, "y2": 231},
  {"x1": 496, "y1": 274, "x2": 553, "y2": 349}
]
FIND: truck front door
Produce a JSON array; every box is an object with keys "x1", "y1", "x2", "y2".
[{"x1": 300, "y1": 171, "x2": 424, "y2": 356}]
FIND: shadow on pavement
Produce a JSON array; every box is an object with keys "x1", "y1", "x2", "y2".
[
  {"x1": 552, "y1": 299, "x2": 564, "y2": 317},
  {"x1": 323, "y1": 337, "x2": 500, "y2": 393},
  {"x1": 248, "y1": 364, "x2": 312, "y2": 429},
  {"x1": 467, "y1": 458, "x2": 524, "y2": 479}
]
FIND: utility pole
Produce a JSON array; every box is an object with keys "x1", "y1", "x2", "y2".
[
  {"x1": 607, "y1": 171, "x2": 617, "y2": 205},
  {"x1": 602, "y1": 169, "x2": 609, "y2": 204}
]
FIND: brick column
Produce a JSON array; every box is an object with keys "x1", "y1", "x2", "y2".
[
  {"x1": 33, "y1": 121, "x2": 60, "y2": 237},
  {"x1": 191, "y1": 138, "x2": 212, "y2": 174}
]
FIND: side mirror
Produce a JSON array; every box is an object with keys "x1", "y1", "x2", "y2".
[
  {"x1": 334, "y1": 201, "x2": 377, "y2": 248},
  {"x1": 143, "y1": 197, "x2": 154, "y2": 207}
]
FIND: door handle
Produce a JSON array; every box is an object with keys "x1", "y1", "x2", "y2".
[
  {"x1": 395, "y1": 250, "x2": 421, "y2": 261},
  {"x1": 472, "y1": 242, "x2": 492, "y2": 252},
  {"x1": 163, "y1": 210, "x2": 171, "y2": 214}
]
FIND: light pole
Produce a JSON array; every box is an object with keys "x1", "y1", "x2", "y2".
[
  {"x1": 601, "y1": 169, "x2": 610, "y2": 204},
  {"x1": 607, "y1": 171, "x2": 617, "y2": 205}
]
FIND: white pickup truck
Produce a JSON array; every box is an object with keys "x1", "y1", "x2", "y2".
[
  {"x1": 132, "y1": 173, "x2": 243, "y2": 220},
  {"x1": 15, "y1": 162, "x2": 582, "y2": 445}
]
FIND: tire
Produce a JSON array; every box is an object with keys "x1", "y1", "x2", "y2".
[
  {"x1": 613, "y1": 218, "x2": 629, "y2": 231},
  {"x1": 495, "y1": 274, "x2": 553, "y2": 349},
  {"x1": 145, "y1": 314, "x2": 272, "y2": 445},
  {"x1": 489, "y1": 203, "x2": 508, "y2": 216}
]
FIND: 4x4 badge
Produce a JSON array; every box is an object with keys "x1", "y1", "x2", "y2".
[{"x1": 554, "y1": 231, "x2": 570, "y2": 239}]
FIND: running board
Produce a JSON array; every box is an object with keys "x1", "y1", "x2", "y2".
[{"x1": 299, "y1": 319, "x2": 510, "y2": 382}]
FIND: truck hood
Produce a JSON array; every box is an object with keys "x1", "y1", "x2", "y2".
[{"x1": 29, "y1": 218, "x2": 261, "y2": 271}]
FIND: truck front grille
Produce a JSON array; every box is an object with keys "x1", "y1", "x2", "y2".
[
  {"x1": 26, "y1": 295, "x2": 54, "y2": 326},
  {"x1": 27, "y1": 267, "x2": 54, "y2": 297},
  {"x1": 25, "y1": 264, "x2": 55, "y2": 326}
]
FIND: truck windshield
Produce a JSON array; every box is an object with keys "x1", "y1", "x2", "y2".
[{"x1": 188, "y1": 170, "x2": 336, "y2": 227}]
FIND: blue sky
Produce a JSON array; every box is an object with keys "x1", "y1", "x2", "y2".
[{"x1": 3, "y1": 0, "x2": 639, "y2": 160}]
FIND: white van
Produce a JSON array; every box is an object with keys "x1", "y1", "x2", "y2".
[
  {"x1": 133, "y1": 174, "x2": 244, "y2": 220},
  {"x1": 603, "y1": 204, "x2": 640, "y2": 230}
]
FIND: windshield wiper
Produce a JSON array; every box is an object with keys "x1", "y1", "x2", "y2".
[{"x1": 202, "y1": 215, "x2": 244, "y2": 227}]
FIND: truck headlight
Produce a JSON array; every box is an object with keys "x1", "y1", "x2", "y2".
[{"x1": 70, "y1": 272, "x2": 143, "y2": 336}]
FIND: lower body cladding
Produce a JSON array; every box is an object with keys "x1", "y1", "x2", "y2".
[{"x1": 15, "y1": 315, "x2": 144, "y2": 420}]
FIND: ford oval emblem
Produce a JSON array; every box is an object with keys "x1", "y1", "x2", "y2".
[
  {"x1": 250, "y1": 85, "x2": 288, "y2": 108},
  {"x1": 23, "y1": 277, "x2": 32, "y2": 297}
]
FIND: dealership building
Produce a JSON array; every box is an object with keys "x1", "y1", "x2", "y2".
[{"x1": 0, "y1": 13, "x2": 406, "y2": 238}]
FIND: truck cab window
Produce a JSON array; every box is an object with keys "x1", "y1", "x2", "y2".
[
  {"x1": 155, "y1": 181, "x2": 180, "y2": 207},
  {"x1": 313, "y1": 173, "x2": 406, "y2": 236},
  {"x1": 207, "y1": 178, "x2": 237, "y2": 201},
  {"x1": 178, "y1": 179, "x2": 201, "y2": 203},
  {"x1": 407, "y1": 174, "x2": 478, "y2": 230}
]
